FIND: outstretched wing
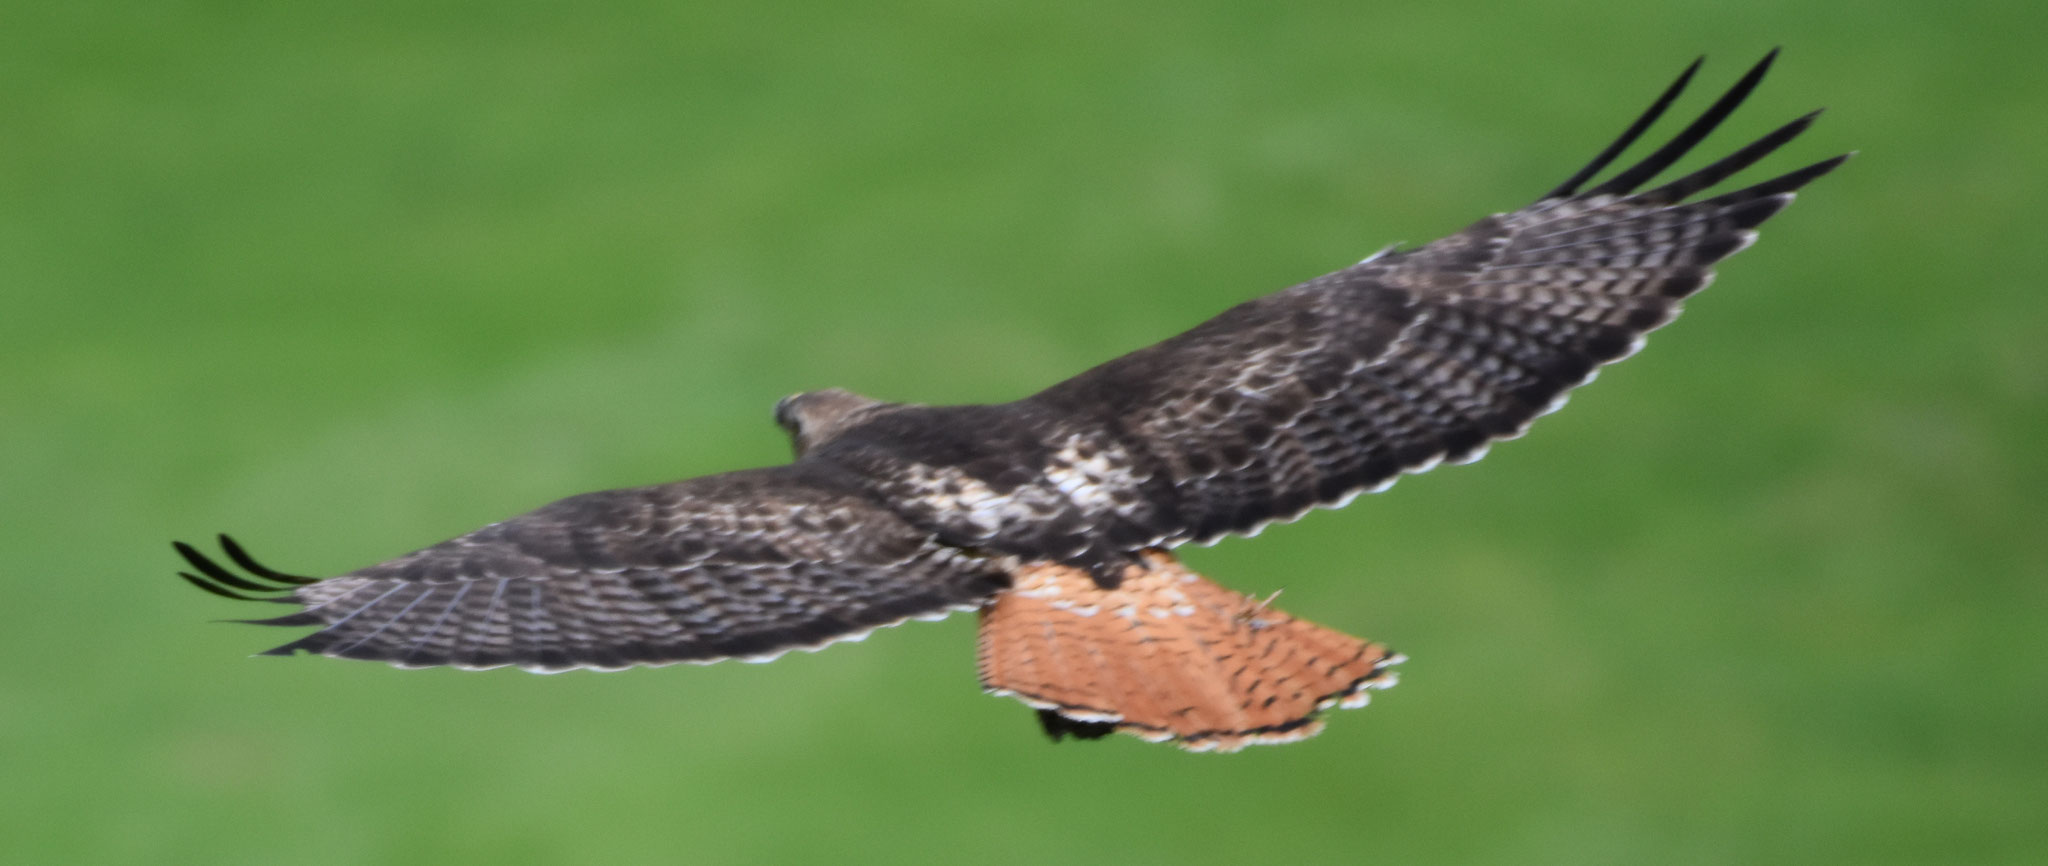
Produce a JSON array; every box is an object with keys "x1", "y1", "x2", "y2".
[
  {"x1": 1028, "y1": 50, "x2": 1848, "y2": 547},
  {"x1": 178, "y1": 465, "x2": 1013, "y2": 671}
]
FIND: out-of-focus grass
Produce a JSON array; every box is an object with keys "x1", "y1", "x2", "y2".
[{"x1": 3, "y1": 1, "x2": 2042, "y2": 863}]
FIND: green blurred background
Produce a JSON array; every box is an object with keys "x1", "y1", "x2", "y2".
[{"x1": 5, "y1": 0, "x2": 2043, "y2": 863}]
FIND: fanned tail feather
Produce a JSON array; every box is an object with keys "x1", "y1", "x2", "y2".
[{"x1": 977, "y1": 552, "x2": 1401, "y2": 752}]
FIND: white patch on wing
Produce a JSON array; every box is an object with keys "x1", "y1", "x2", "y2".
[
  {"x1": 1043, "y1": 439, "x2": 1146, "y2": 516},
  {"x1": 895, "y1": 464, "x2": 1055, "y2": 540}
]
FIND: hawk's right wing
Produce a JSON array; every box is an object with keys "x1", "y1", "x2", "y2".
[{"x1": 179, "y1": 465, "x2": 1013, "y2": 671}]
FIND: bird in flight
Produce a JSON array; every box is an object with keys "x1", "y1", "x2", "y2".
[{"x1": 179, "y1": 52, "x2": 1845, "y2": 752}]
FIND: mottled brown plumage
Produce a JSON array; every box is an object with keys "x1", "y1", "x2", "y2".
[{"x1": 179, "y1": 52, "x2": 1845, "y2": 749}]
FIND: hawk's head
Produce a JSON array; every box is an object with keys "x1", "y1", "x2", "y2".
[{"x1": 775, "y1": 388, "x2": 889, "y2": 457}]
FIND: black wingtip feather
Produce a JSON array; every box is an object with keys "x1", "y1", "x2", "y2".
[
  {"x1": 1636, "y1": 109, "x2": 1822, "y2": 204},
  {"x1": 1587, "y1": 49, "x2": 1780, "y2": 198},
  {"x1": 175, "y1": 540, "x2": 236, "y2": 582},
  {"x1": 1545, "y1": 56, "x2": 1702, "y2": 200},
  {"x1": 177, "y1": 536, "x2": 322, "y2": 605},
  {"x1": 218, "y1": 534, "x2": 318, "y2": 585},
  {"x1": 174, "y1": 541, "x2": 283, "y2": 593},
  {"x1": 1704, "y1": 153, "x2": 1853, "y2": 206}
]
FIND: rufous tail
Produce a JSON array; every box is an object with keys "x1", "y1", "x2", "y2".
[{"x1": 976, "y1": 551, "x2": 1401, "y2": 752}]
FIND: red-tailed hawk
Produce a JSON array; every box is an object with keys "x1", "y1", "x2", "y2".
[{"x1": 179, "y1": 52, "x2": 1845, "y2": 752}]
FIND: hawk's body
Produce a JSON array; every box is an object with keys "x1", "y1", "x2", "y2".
[{"x1": 179, "y1": 53, "x2": 1845, "y2": 751}]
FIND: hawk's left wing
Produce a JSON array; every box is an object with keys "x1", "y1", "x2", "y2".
[{"x1": 1024, "y1": 51, "x2": 1847, "y2": 549}]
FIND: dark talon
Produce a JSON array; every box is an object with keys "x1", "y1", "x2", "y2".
[
  {"x1": 1084, "y1": 557, "x2": 1127, "y2": 590},
  {"x1": 1036, "y1": 709, "x2": 1117, "y2": 742}
]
